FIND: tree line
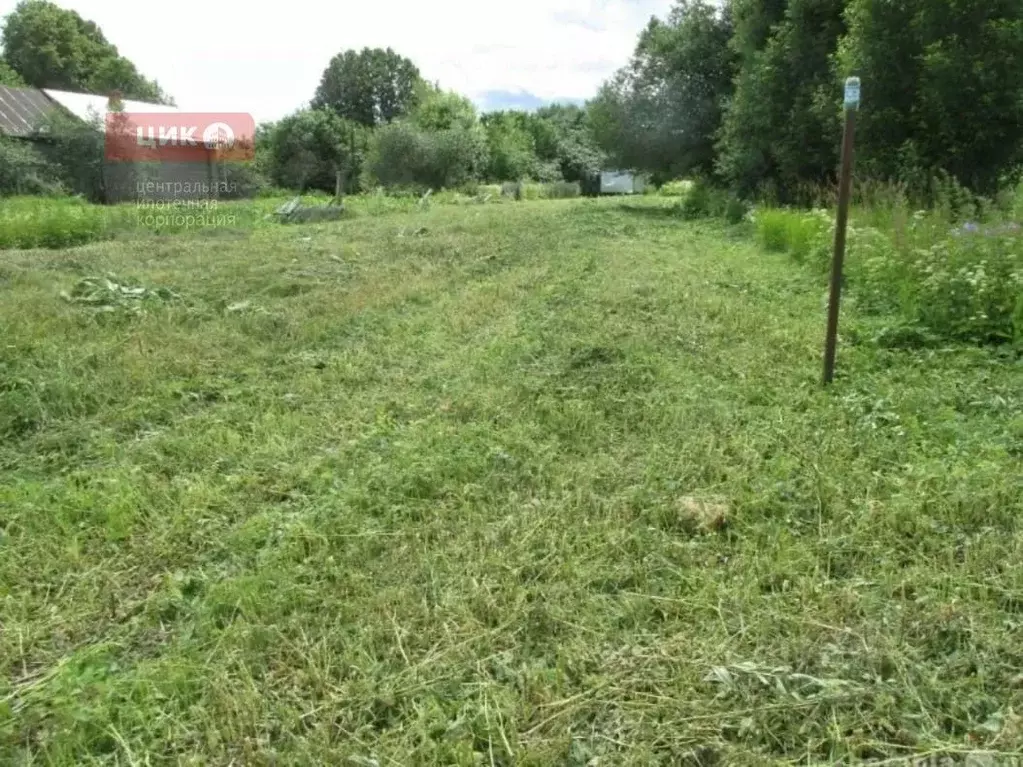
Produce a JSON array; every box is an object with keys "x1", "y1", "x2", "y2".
[
  {"x1": 2, "y1": 0, "x2": 1022, "y2": 201},
  {"x1": 592, "y1": 0, "x2": 1023, "y2": 201}
]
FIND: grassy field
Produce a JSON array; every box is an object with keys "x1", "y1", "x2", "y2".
[{"x1": 1, "y1": 197, "x2": 1021, "y2": 765}]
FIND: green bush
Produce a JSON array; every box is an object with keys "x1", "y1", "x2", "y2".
[
  {"x1": 800, "y1": 208, "x2": 1023, "y2": 344},
  {"x1": 906, "y1": 231, "x2": 1023, "y2": 343},
  {"x1": 0, "y1": 137, "x2": 63, "y2": 196},
  {"x1": 723, "y1": 196, "x2": 749, "y2": 225},
  {"x1": 679, "y1": 179, "x2": 714, "y2": 219},
  {"x1": 0, "y1": 196, "x2": 110, "y2": 250},
  {"x1": 679, "y1": 179, "x2": 734, "y2": 220}
]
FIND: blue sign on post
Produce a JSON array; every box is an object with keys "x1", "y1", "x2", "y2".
[{"x1": 844, "y1": 77, "x2": 861, "y2": 110}]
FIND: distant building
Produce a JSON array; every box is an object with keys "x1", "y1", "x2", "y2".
[
  {"x1": 0, "y1": 85, "x2": 227, "y2": 204},
  {"x1": 599, "y1": 170, "x2": 647, "y2": 195}
]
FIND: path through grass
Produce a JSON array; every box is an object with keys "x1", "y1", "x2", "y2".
[{"x1": 1, "y1": 199, "x2": 1021, "y2": 764}]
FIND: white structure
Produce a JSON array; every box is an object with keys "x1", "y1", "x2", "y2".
[
  {"x1": 42, "y1": 89, "x2": 180, "y2": 124},
  {"x1": 600, "y1": 171, "x2": 646, "y2": 195}
]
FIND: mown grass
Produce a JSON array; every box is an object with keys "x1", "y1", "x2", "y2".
[{"x1": 1, "y1": 198, "x2": 1021, "y2": 764}]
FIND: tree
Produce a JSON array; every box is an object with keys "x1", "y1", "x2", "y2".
[
  {"x1": 264, "y1": 108, "x2": 369, "y2": 193},
  {"x1": 368, "y1": 120, "x2": 488, "y2": 191},
  {"x1": 589, "y1": 0, "x2": 735, "y2": 181},
  {"x1": 413, "y1": 84, "x2": 478, "y2": 132},
  {"x1": 533, "y1": 104, "x2": 605, "y2": 183},
  {"x1": 313, "y1": 48, "x2": 421, "y2": 127},
  {"x1": 716, "y1": 0, "x2": 847, "y2": 200},
  {"x1": 838, "y1": 0, "x2": 1023, "y2": 194},
  {"x1": 482, "y1": 111, "x2": 538, "y2": 181},
  {"x1": 1, "y1": 0, "x2": 168, "y2": 102}
]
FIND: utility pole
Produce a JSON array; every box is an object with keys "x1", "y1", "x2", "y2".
[{"x1": 822, "y1": 77, "x2": 860, "y2": 387}]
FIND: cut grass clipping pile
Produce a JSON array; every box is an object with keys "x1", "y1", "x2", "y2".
[{"x1": 1, "y1": 198, "x2": 1021, "y2": 764}]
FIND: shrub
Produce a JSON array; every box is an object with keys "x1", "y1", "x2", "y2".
[
  {"x1": 264, "y1": 108, "x2": 368, "y2": 194},
  {"x1": 679, "y1": 179, "x2": 714, "y2": 219},
  {"x1": 659, "y1": 180, "x2": 693, "y2": 197},
  {"x1": 0, "y1": 136, "x2": 63, "y2": 196},
  {"x1": 800, "y1": 209, "x2": 1023, "y2": 343},
  {"x1": 368, "y1": 122, "x2": 488, "y2": 192},
  {"x1": 723, "y1": 196, "x2": 749, "y2": 225},
  {"x1": 907, "y1": 231, "x2": 1023, "y2": 343}
]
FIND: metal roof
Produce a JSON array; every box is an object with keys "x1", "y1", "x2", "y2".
[
  {"x1": 0, "y1": 84, "x2": 57, "y2": 137},
  {"x1": 42, "y1": 89, "x2": 180, "y2": 124}
]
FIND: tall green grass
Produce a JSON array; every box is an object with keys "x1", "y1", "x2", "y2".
[
  {"x1": 753, "y1": 192, "x2": 1023, "y2": 345},
  {"x1": 0, "y1": 196, "x2": 109, "y2": 249}
]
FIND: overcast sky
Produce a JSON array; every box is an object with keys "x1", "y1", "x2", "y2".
[{"x1": 0, "y1": 0, "x2": 674, "y2": 122}]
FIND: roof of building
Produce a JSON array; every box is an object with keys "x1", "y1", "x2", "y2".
[
  {"x1": 0, "y1": 85, "x2": 180, "y2": 138},
  {"x1": 0, "y1": 84, "x2": 58, "y2": 137},
  {"x1": 42, "y1": 89, "x2": 179, "y2": 124}
]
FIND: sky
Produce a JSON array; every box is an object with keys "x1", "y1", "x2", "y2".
[{"x1": 0, "y1": 0, "x2": 675, "y2": 123}]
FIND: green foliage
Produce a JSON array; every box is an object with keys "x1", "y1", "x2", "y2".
[
  {"x1": 845, "y1": 225, "x2": 1023, "y2": 344},
  {"x1": 658, "y1": 179, "x2": 693, "y2": 197},
  {"x1": 412, "y1": 85, "x2": 478, "y2": 132},
  {"x1": 1, "y1": 0, "x2": 168, "y2": 102},
  {"x1": 368, "y1": 120, "x2": 488, "y2": 192},
  {"x1": 0, "y1": 135, "x2": 62, "y2": 195},
  {"x1": 481, "y1": 106, "x2": 604, "y2": 185},
  {"x1": 716, "y1": 0, "x2": 846, "y2": 199},
  {"x1": 757, "y1": 200, "x2": 1023, "y2": 344},
  {"x1": 590, "y1": 1, "x2": 735, "y2": 180},
  {"x1": 754, "y1": 208, "x2": 827, "y2": 262},
  {"x1": 0, "y1": 58, "x2": 25, "y2": 85},
  {"x1": 36, "y1": 110, "x2": 107, "y2": 202},
  {"x1": 313, "y1": 47, "x2": 421, "y2": 127},
  {"x1": 0, "y1": 195, "x2": 107, "y2": 249},
  {"x1": 679, "y1": 178, "x2": 733, "y2": 219},
  {"x1": 482, "y1": 112, "x2": 537, "y2": 182},
  {"x1": 263, "y1": 108, "x2": 367, "y2": 194},
  {"x1": 839, "y1": 0, "x2": 1023, "y2": 194}
]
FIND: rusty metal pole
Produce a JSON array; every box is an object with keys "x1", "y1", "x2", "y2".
[{"x1": 823, "y1": 77, "x2": 860, "y2": 387}]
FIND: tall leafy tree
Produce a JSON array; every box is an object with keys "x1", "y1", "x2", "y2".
[
  {"x1": 313, "y1": 48, "x2": 421, "y2": 127},
  {"x1": 264, "y1": 108, "x2": 369, "y2": 193},
  {"x1": 716, "y1": 0, "x2": 847, "y2": 200},
  {"x1": 838, "y1": 0, "x2": 1023, "y2": 193},
  {"x1": 531, "y1": 104, "x2": 605, "y2": 182},
  {"x1": 588, "y1": 0, "x2": 735, "y2": 180},
  {"x1": 1, "y1": 0, "x2": 168, "y2": 102},
  {"x1": 481, "y1": 111, "x2": 539, "y2": 181}
]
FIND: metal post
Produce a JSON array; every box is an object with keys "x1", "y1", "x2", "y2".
[{"x1": 823, "y1": 77, "x2": 860, "y2": 386}]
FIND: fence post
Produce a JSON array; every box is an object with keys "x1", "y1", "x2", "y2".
[{"x1": 823, "y1": 77, "x2": 861, "y2": 387}]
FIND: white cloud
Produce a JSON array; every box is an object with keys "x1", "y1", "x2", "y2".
[{"x1": 0, "y1": 0, "x2": 674, "y2": 121}]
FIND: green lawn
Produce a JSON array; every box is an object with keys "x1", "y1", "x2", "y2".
[{"x1": 1, "y1": 198, "x2": 1021, "y2": 764}]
